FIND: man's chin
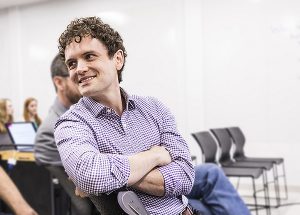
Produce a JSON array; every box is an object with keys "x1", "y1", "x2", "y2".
[
  {"x1": 79, "y1": 90, "x2": 88, "y2": 96},
  {"x1": 80, "y1": 90, "x2": 93, "y2": 98}
]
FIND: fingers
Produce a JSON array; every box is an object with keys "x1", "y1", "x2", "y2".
[
  {"x1": 150, "y1": 146, "x2": 172, "y2": 166},
  {"x1": 68, "y1": 176, "x2": 88, "y2": 198},
  {"x1": 75, "y1": 187, "x2": 88, "y2": 198}
]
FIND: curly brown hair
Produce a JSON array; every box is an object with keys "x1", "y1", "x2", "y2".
[{"x1": 58, "y1": 16, "x2": 127, "y2": 83}]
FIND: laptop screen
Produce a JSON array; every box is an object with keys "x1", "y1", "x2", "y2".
[{"x1": 5, "y1": 122, "x2": 37, "y2": 151}]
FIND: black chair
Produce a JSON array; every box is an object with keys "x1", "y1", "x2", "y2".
[
  {"x1": 88, "y1": 190, "x2": 150, "y2": 215},
  {"x1": 118, "y1": 191, "x2": 150, "y2": 215},
  {"x1": 191, "y1": 131, "x2": 269, "y2": 215},
  {"x1": 210, "y1": 128, "x2": 279, "y2": 212},
  {"x1": 227, "y1": 126, "x2": 288, "y2": 203}
]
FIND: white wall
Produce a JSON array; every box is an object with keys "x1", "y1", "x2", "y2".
[
  {"x1": 0, "y1": 0, "x2": 204, "y2": 158},
  {"x1": 202, "y1": 0, "x2": 300, "y2": 187},
  {"x1": 1, "y1": 0, "x2": 300, "y2": 187}
]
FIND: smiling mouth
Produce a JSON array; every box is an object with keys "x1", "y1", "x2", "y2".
[{"x1": 79, "y1": 76, "x2": 96, "y2": 84}]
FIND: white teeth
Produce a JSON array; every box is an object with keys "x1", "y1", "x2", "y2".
[{"x1": 80, "y1": 76, "x2": 95, "y2": 83}]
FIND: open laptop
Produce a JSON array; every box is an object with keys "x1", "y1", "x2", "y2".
[{"x1": 5, "y1": 122, "x2": 37, "y2": 151}]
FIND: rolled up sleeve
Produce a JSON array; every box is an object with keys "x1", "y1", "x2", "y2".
[
  {"x1": 54, "y1": 118, "x2": 130, "y2": 195},
  {"x1": 154, "y1": 98, "x2": 195, "y2": 197}
]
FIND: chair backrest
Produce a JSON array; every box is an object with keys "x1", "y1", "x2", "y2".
[
  {"x1": 210, "y1": 128, "x2": 234, "y2": 165},
  {"x1": 118, "y1": 191, "x2": 150, "y2": 215},
  {"x1": 90, "y1": 190, "x2": 149, "y2": 215},
  {"x1": 226, "y1": 127, "x2": 246, "y2": 159},
  {"x1": 191, "y1": 131, "x2": 218, "y2": 163},
  {"x1": 89, "y1": 192, "x2": 126, "y2": 214}
]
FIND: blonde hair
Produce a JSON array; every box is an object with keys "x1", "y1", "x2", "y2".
[
  {"x1": 0, "y1": 99, "x2": 11, "y2": 133},
  {"x1": 23, "y1": 97, "x2": 42, "y2": 127}
]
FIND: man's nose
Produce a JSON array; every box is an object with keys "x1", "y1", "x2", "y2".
[{"x1": 76, "y1": 60, "x2": 88, "y2": 75}]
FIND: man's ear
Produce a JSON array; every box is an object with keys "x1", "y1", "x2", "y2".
[
  {"x1": 53, "y1": 76, "x2": 65, "y2": 91},
  {"x1": 114, "y1": 50, "x2": 124, "y2": 71}
]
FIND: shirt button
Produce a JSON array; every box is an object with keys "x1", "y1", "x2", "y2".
[
  {"x1": 107, "y1": 109, "x2": 111, "y2": 113},
  {"x1": 123, "y1": 123, "x2": 127, "y2": 128}
]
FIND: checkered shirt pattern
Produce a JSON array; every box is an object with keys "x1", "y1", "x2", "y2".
[{"x1": 54, "y1": 90, "x2": 195, "y2": 215}]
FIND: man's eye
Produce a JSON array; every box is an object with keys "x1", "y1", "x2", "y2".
[
  {"x1": 86, "y1": 54, "x2": 95, "y2": 60},
  {"x1": 68, "y1": 61, "x2": 77, "y2": 69}
]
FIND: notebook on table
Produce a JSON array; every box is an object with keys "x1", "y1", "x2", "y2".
[{"x1": 5, "y1": 122, "x2": 37, "y2": 152}]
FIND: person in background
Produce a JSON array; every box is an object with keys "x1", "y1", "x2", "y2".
[
  {"x1": 0, "y1": 166, "x2": 38, "y2": 215},
  {"x1": 34, "y1": 54, "x2": 96, "y2": 215},
  {"x1": 4, "y1": 99, "x2": 13, "y2": 124},
  {"x1": 0, "y1": 99, "x2": 14, "y2": 149},
  {"x1": 23, "y1": 97, "x2": 42, "y2": 128}
]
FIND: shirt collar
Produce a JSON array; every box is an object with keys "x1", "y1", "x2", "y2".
[
  {"x1": 120, "y1": 88, "x2": 136, "y2": 111},
  {"x1": 82, "y1": 88, "x2": 136, "y2": 117}
]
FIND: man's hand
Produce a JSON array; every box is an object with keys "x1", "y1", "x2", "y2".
[
  {"x1": 127, "y1": 145, "x2": 172, "y2": 186},
  {"x1": 68, "y1": 177, "x2": 89, "y2": 198},
  {"x1": 149, "y1": 145, "x2": 172, "y2": 166},
  {"x1": 75, "y1": 186, "x2": 89, "y2": 198}
]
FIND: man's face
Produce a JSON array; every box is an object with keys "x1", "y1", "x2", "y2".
[{"x1": 64, "y1": 36, "x2": 124, "y2": 101}]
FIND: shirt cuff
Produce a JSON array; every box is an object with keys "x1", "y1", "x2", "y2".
[
  {"x1": 158, "y1": 163, "x2": 180, "y2": 197},
  {"x1": 109, "y1": 155, "x2": 131, "y2": 186}
]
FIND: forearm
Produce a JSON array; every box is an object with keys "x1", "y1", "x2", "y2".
[
  {"x1": 159, "y1": 161, "x2": 195, "y2": 197},
  {"x1": 131, "y1": 160, "x2": 195, "y2": 197},
  {"x1": 60, "y1": 147, "x2": 160, "y2": 194},
  {"x1": 131, "y1": 168, "x2": 165, "y2": 196},
  {"x1": 127, "y1": 149, "x2": 160, "y2": 186},
  {"x1": 0, "y1": 168, "x2": 33, "y2": 214}
]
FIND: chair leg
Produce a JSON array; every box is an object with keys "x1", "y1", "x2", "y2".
[
  {"x1": 236, "y1": 177, "x2": 241, "y2": 190},
  {"x1": 273, "y1": 164, "x2": 280, "y2": 207},
  {"x1": 252, "y1": 178, "x2": 259, "y2": 215},
  {"x1": 262, "y1": 171, "x2": 271, "y2": 215},
  {"x1": 282, "y1": 162, "x2": 288, "y2": 200}
]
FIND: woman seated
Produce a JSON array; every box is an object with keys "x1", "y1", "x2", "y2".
[
  {"x1": 23, "y1": 97, "x2": 42, "y2": 129},
  {"x1": 0, "y1": 98, "x2": 14, "y2": 150}
]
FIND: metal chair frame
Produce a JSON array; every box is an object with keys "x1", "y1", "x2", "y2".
[
  {"x1": 227, "y1": 126, "x2": 288, "y2": 204},
  {"x1": 192, "y1": 131, "x2": 271, "y2": 215}
]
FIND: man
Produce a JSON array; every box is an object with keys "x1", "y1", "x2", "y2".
[
  {"x1": 0, "y1": 166, "x2": 38, "y2": 215},
  {"x1": 54, "y1": 17, "x2": 250, "y2": 215},
  {"x1": 34, "y1": 54, "x2": 96, "y2": 215}
]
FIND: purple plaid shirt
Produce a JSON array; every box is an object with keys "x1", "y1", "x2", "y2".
[{"x1": 54, "y1": 89, "x2": 195, "y2": 215}]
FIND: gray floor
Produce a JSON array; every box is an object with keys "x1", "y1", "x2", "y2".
[{"x1": 244, "y1": 191, "x2": 300, "y2": 215}]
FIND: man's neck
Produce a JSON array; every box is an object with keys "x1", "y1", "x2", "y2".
[{"x1": 92, "y1": 87, "x2": 124, "y2": 116}]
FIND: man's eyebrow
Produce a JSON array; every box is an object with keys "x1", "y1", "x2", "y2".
[
  {"x1": 65, "y1": 58, "x2": 74, "y2": 64},
  {"x1": 83, "y1": 51, "x2": 97, "y2": 56},
  {"x1": 65, "y1": 51, "x2": 98, "y2": 64}
]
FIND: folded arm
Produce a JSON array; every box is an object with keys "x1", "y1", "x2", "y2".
[
  {"x1": 131, "y1": 98, "x2": 195, "y2": 197},
  {"x1": 55, "y1": 119, "x2": 171, "y2": 195},
  {"x1": 55, "y1": 119, "x2": 130, "y2": 195}
]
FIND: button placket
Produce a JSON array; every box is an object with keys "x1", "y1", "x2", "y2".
[{"x1": 120, "y1": 111, "x2": 129, "y2": 132}]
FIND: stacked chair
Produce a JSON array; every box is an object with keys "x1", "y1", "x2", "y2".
[
  {"x1": 192, "y1": 131, "x2": 271, "y2": 215},
  {"x1": 227, "y1": 126, "x2": 288, "y2": 203},
  {"x1": 210, "y1": 128, "x2": 279, "y2": 208}
]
